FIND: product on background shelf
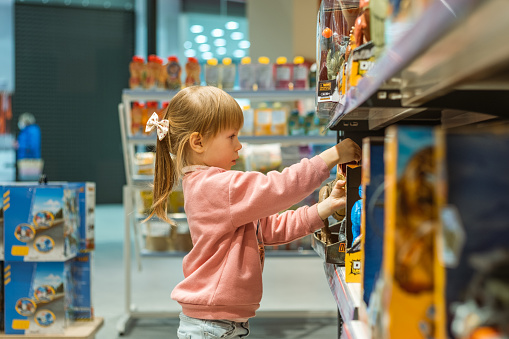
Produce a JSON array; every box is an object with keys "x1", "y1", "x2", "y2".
[
  {"x1": 68, "y1": 182, "x2": 96, "y2": 252},
  {"x1": 131, "y1": 102, "x2": 144, "y2": 135},
  {"x1": 129, "y1": 56, "x2": 145, "y2": 89},
  {"x1": 238, "y1": 57, "x2": 256, "y2": 91},
  {"x1": 155, "y1": 56, "x2": 166, "y2": 90},
  {"x1": 288, "y1": 110, "x2": 305, "y2": 136},
  {"x1": 185, "y1": 57, "x2": 201, "y2": 87},
  {"x1": 144, "y1": 55, "x2": 158, "y2": 89},
  {"x1": 274, "y1": 57, "x2": 292, "y2": 90},
  {"x1": 240, "y1": 105, "x2": 254, "y2": 136},
  {"x1": 158, "y1": 102, "x2": 169, "y2": 120},
  {"x1": 308, "y1": 63, "x2": 317, "y2": 89},
  {"x1": 70, "y1": 253, "x2": 93, "y2": 321},
  {"x1": 205, "y1": 58, "x2": 220, "y2": 87},
  {"x1": 254, "y1": 103, "x2": 272, "y2": 136},
  {"x1": 143, "y1": 102, "x2": 157, "y2": 134},
  {"x1": 360, "y1": 137, "x2": 384, "y2": 307},
  {"x1": 221, "y1": 57, "x2": 236, "y2": 90},
  {"x1": 135, "y1": 152, "x2": 155, "y2": 175},
  {"x1": 350, "y1": 41, "x2": 375, "y2": 88},
  {"x1": 256, "y1": 56, "x2": 273, "y2": 90},
  {"x1": 166, "y1": 56, "x2": 182, "y2": 90},
  {"x1": 435, "y1": 126, "x2": 509, "y2": 339},
  {"x1": 292, "y1": 56, "x2": 309, "y2": 89},
  {"x1": 304, "y1": 111, "x2": 319, "y2": 135},
  {"x1": 271, "y1": 102, "x2": 288, "y2": 135},
  {"x1": 245, "y1": 143, "x2": 282, "y2": 173},
  {"x1": 381, "y1": 125, "x2": 437, "y2": 339},
  {"x1": 316, "y1": 0, "x2": 360, "y2": 118}
]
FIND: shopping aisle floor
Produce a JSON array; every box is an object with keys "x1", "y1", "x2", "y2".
[{"x1": 93, "y1": 205, "x2": 339, "y2": 338}]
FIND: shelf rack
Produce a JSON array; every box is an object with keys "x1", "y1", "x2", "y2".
[
  {"x1": 117, "y1": 88, "x2": 340, "y2": 335},
  {"x1": 327, "y1": 0, "x2": 509, "y2": 131},
  {"x1": 0, "y1": 317, "x2": 104, "y2": 339}
]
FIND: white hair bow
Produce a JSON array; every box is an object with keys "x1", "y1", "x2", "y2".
[{"x1": 145, "y1": 112, "x2": 170, "y2": 141}]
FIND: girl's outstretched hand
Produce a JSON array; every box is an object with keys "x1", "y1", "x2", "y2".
[
  {"x1": 335, "y1": 138, "x2": 361, "y2": 164},
  {"x1": 317, "y1": 180, "x2": 347, "y2": 220}
]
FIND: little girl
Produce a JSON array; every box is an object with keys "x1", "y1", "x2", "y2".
[{"x1": 146, "y1": 86, "x2": 361, "y2": 338}]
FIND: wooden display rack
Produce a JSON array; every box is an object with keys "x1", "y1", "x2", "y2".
[{"x1": 0, "y1": 317, "x2": 104, "y2": 339}]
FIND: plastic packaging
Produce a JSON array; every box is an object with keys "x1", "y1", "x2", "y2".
[
  {"x1": 240, "y1": 105, "x2": 254, "y2": 136},
  {"x1": 288, "y1": 110, "x2": 305, "y2": 136},
  {"x1": 145, "y1": 55, "x2": 158, "y2": 89},
  {"x1": 144, "y1": 102, "x2": 158, "y2": 134},
  {"x1": 185, "y1": 57, "x2": 201, "y2": 87},
  {"x1": 131, "y1": 102, "x2": 144, "y2": 135},
  {"x1": 238, "y1": 57, "x2": 256, "y2": 91},
  {"x1": 292, "y1": 56, "x2": 309, "y2": 89},
  {"x1": 205, "y1": 58, "x2": 220, "y2": 87},
  {"x1": 256, "y1": 57, "x2": 273, "y2": 90},
  {"x1": 274, "y1": 57, "x2": 292, "y2": 90},
  {"x1": 154, "y1": 56, "x2": 166, "y2": 90},
  {"x1": 271, "y1": 102, "x2": 288, "y2": 135},
  {"x1": 129, "y1": 56, "x2": 145, "y2": 89},
  {"x1": 221, "y1": 57, "x2": 236, "y2": 90},
  {"x1": 316, "y1": 0, "x2": 360, "y2": 118},
  {"x1": 166, "y1": 56, "x2": 182, "y2": 90},
  {"x1": 254, "y1": 103, "x2": 272, "y2": 136}
]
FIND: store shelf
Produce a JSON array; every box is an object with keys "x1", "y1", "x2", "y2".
[
  {"x1": 327, "y1": 0, "x2": 509, "y2": 129},
  {"x1": 128, "y1": 134, "x2": 337, "y2": 145},
  {"x1": 0, "y1": 317, "x2": 104, "y2": 339},
  {"x1": 140, "y1": 248, "x2": 317, "y2": 258},
  {"x1": 122, "y1": 88, "x2": 316, "y2": 102},
  {"x1": 136, "y1": 212, "x2": 187, "y2": 222},
  {"x1": 342, "y1": 321, "x2": 370, "y2": 339},
  {"x1": 323, "y1": 264, "x2": 362, "y2": 323}
]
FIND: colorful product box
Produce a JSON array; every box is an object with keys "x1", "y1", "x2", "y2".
[
  {"x1": 69, "y1": 182, "x2": 96, "y2": 252},
  {"x1": 360, "y1": 137, "x2": 385, "y2": 305},
  {"x1": 3, "y1": 185, "x2": 79, "y2": 261},
  {"x1": 435, "y1": 127, "x2": 509, "y2": 339},
  {"x1": 382, "y1": 126, "x2": 438, "y2": 339},
  {"x1": 1, "y1": 187, "x2": 5, "y2": 260},
  {"x1": 69, "y1": 253, "x2": 93, "y2": 321},
  {"x1": 4, "y1": 261, "x2": 73, "y2": 334}
]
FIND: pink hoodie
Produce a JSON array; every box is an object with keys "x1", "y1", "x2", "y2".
[{"x1": 171, "y1": 156, "x2": 330, "y2": 320}]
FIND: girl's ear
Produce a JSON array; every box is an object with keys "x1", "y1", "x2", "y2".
[{"x1": 189, "y1": 132, "x2": 205, "y2": 153}]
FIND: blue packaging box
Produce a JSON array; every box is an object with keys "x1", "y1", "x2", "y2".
[
  {"x1": 69, "y1": 253, "x2": 93, "y2": 321},
  {"x1": 4, "y1": 261, "x2": 72, "y2": 334},
  {"x1": 3, "y1": 184, "x2": 79, "y2": 261},
  {"x1": 68, "y1": 183, "x2": 96, "y2": 252}
]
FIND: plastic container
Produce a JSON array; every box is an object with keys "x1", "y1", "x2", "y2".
[
  {"x1": 256, "y1": 57, "x2": 273, "y2": 90},
  {"x1": 240, "y1": 105, "x2": 254, "y2": 136},
  {"x1": 158, "y1": 102, "x2": 169, "y2": 120},
  {"x1": 145, "y1": 55, "x2": 158, "y2": 89},
  {"x1": 293, "y1": 56, "x2": 309, "y2": 89},
  {"x1": 288, "y1": 110, "x2": 305, "y2": 136},
  {"x1": 254, "y1": 103, "x2": 272, "y2": 136},
  {"x1": 238, "y1": 57, "x2": 256, "y2": 91},
  {"x1": 185, "y1": 57, "x2": 201, "y2": 87},
  {"x1": 144, "y1": 102, "x2": 158, "y2": 134},
  {"x1": 271, "y1": 102, "x2": 288, "y2": 135},
  {"x1": 166, "y1": 56, "x2": 182, "y2": 90},
  {"x1": 221, "y1": 57, "x2": 236, "y2": 90},
  {"x1": 129, "y1": 56, "x2": 145, "y2": 89},
  {"x1": 205, "y1": 58, "x2": 220, "y2": 87},
  {"x1": 154, "y1": 56, "x2": 166, "y2": 90},
  {"x1": 131, "y1": 102, "x2": 144, "y2": 135},
  {"x1": 274, "y1": 57, "x2": 292, "y2": 90}
]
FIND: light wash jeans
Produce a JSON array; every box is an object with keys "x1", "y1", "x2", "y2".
[{"x1": 177, "y1": 313, "x2": 250, "y2": 339}]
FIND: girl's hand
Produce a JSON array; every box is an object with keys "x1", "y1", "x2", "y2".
[
  {"x1": 335, "y1": 138, "x2": 361, "y2": 164},
  {"x1": 317, "y1": 180, "x2": 347, "y2": 220}
]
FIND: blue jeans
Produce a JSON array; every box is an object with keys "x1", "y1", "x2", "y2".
[{"x1": 177, "y1": 313, "x2": 250, "y2": 339}]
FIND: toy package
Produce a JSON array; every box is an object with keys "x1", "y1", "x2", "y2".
[
  {"x1": 435, "y1": 126, "x2": 509, "y2": 339},
  {"x1": 360, "y1": 137, "x2": 385, "y2": 306},
  {"x1": 69, "y1": 182, "x2": 96, "y2": 252},
  {"x1": 69, "y1": 253, "x2": 93, "y2": 321},
  {"x1": 316, "y1": 0, "x2": 360, "y2": 118},
  {"x1": 381, "y1": 125, "x2": 438, "y2": 339},
  {"x1": 3, "y1": 184, "x2": 79, "y2": 262},
  {"x1": 4, "y1": 261, "x2": 73, "y2": 334},
  {"x1": 1, "y1": 187, "x2": 5, "y2": 260}
]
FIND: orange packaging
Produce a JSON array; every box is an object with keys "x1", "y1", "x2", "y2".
[
  {"x1": 254, "y1": 104, "x2": 272, "y2": 136},
  {"x1": 129, "y1": 56, "x2": 145, "y2": 89},
  {"x1": 131, "y1": 102, "x2": 144, "y2": 135},
  {"x1": 144, "y1": 102, "x2": 158, "y2": 134}
]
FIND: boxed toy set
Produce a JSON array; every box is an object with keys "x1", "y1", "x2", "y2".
[
  {"x1": 3, "y1": 184, "x2": 79, "y2": 262},
  {"x1": 69, "y1": 182, "x2": 96, "y2": 252},
  {"x1": 69, "y1": 253, "x2": 93, "y2": 321},
  {"x1": 381, "y1": 125, "x2": 438, "y2": 339}
]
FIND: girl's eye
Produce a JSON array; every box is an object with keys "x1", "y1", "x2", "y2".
[{"x1": 230, "y1": 134, "x2": 236, "y2": 139}]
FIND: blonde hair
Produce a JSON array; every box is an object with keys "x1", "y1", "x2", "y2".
[{"x1": 148, "y1": 86, "x2": 244, "y2": 223}]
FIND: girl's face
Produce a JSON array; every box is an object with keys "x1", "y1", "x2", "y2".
[{"x1": 201, "y1": 128, "x2": 242, "y2": 170}]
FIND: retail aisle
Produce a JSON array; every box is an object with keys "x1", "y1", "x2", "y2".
[{"x1": 93, "y1": 205, "x2": 338, "y2": 339}]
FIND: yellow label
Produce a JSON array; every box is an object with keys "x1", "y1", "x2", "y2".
[
  {"x1": 4, "y1": 277, "x2": 11, "y2": 285},
  {"x1": 319, "y1": 82, "x2": 331, "y2": 91},
  {"x1": 4, "y1": 264, "x2": 10, "y2": 272},
  {"x1": 3, "y1": 203, "x2": 9, "y2": 211},
  {"x1": 12, "y1": 319, "x2": 30, "y2": 330},
  {"x1": 11, "y1": 246, "x2": 29, "y2": 256},
  {"x1": 4, "y1": 270, "x2": 10, "y2": 278},
  {"x1": 3, "y1": 190, "x2": 9, "y2": 198},
  {"x1": 3, "y1": 196, "x2": 9, "y2": 204},
  {"x1": 338, "y1": 243, "x2": 346, "y2": 252}
]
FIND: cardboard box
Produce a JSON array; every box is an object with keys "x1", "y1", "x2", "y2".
[
  {"x1": 69, "y1": 253, "x2": 93, "y2": 321},
  {"x1": 382, "y1": 126, "x2": 438, "y2": 339},
  {"x1": 69, "y1": 183, "x2": 96, "y2": 252},
  {"x1": 3, "y1": 184, "x2": 79, "y2": 261},
  {"x1": 345, "y1": 249, "x2": 363, "y2": 283},
  {"x1": 435, "y1": 127, "x2": 509, "y2": 339},
  {"x1": 4, "y1": 261, "x2": 72, "y2": 334},
  {"x1": 360, "y1": 137, "x2": 385, "y2": 305}
]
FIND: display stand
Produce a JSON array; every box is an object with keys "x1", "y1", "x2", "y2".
[
  {"x1": 0, "y1": 318, "x2": 104, "y2": 339},
  {"x1": 117, "y1": 88, "x2": 337, "y2": 335}
]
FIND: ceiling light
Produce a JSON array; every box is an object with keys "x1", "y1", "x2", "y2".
[
  {"x1": 216, "y1": 47, "x2": 227, "y2": 55},
  {"x1": 199, "y1": 44, "x2": 211, "y2": 52},
  {"x1": 195, "y1": 35, "x2": 208, "y2": 44},
  {"x1": 190, "y1": 25, "x2": 204, "y2": 33},
  {"x1": 202, "y1": 52, "x2": 213, "y2": 60},
  {"x1": 233, "y1": 50, "x2": 245, "y2": 58},
  {"x1": 225, "y1": 21, "x2": 239, "y2": 30},
  {"x1": 238, "y1": 40, "x2": 250, "y2": 49},
  {"x1": 184, "y1": 41, "x2": 192, "y2": 49},
  {"x1": 230, "y1": 32, "x2": 243, "y2": 40},
  {"x1": 214, "y1": 39, "x2": 227, "y2": 47},
  {"x1": 211, "y1": 29, "x2": 224, "y2": 37}
]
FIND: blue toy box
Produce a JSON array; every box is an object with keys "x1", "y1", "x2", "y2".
[
  {"x1": 68, "y1": 183, "x2": 96, "y2": 252},
  {"x1": 69, "y1": 253, "x2": 93, "y2": 321},
  {"x1": 4, "y1": 261, "x2": 73, "y2": 334},
  {"x1": 3, "y1": 184, "x2": 79, "y2": 261}
]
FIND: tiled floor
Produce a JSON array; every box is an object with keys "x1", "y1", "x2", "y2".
[{"x1": 93, "y1": 205, "x2": 339, "y2": 338}]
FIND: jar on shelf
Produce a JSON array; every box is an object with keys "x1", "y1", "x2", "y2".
[
  {"x1": 205, "y1": 58, "x2": 220, "y2": 87},
  {"x1": 256, "y1": 57, "x2": 273, "y2": 90},
  {"x1": 221, "y1": 57, "x2": 236, "y2": 90},
  {"x1": 185, "y1": 57, "x2": 201, "y2": 87},
  {"x1": 131, "y1": 102, "x2": 144, "y2": 135},
  {"x1": 292, "y1": 56, "x2": 309, "y2": 90},
  {"x1": 129, "y1": 56, "x2": 145, "y2": 89},
  {"x1": 239, "y1": 57, "x2": 256, "y2": 91},
  {"x1": 166, "y1": 56, "x2": 182, "y2": 90},
  {"x1": 274, "y1": 57, "x2": 292, "y2": 90}
]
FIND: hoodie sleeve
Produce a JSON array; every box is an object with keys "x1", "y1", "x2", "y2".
[
  {"x1": 228, "y1": 156, "x2": 330, "y2": 228},
  {"x1": 259, "y1": 203, "x2": 325, "y2": 245}
]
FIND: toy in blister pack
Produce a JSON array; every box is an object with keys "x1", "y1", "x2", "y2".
[
  {"x1": 316, "y1": 0, "x2": 360, "y2": 118},
  {"x1": 382, "y1": 125, "x2": 438, "y2": 339}
]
